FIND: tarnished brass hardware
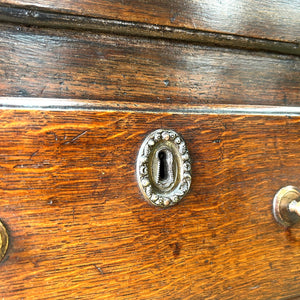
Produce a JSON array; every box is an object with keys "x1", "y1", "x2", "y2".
[
  {"x1": 136, "y1": 129, "x2": 191, "y2": 207},
  {"x1": 273, "y1": 186, "x2": 300, "y2": 227},
  {"x1": 0, "y1": 220, "x2": 9, "y2": 262}
]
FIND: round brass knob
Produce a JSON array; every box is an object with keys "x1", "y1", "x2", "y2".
[
  {"x1": 273, "y1": 186, "x2": 300, "y2": 227},
  {"x1": 0, "y1": 220, "x2": 9, "y2": 262}
]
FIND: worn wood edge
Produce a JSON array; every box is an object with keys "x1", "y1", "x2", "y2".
[
  {"x1": 2, "y1": 97, "x2": 300, "y2": 116},
  {"x1": 0, "y1": 5, "x2": 298, "y2": 56}
]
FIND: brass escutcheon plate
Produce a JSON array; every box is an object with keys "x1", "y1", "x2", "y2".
[
  {"x1": 0, "y1": 220, "x2": 9, "y2": 262},
  {"x1": 136, "y1": 129, "x2": 192, "y2": 207}
]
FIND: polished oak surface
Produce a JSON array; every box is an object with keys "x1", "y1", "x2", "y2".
[
  {"x1": 0, "y1": 24, "x2": 299, "y2": 107},
  {"x1": 1, "y1": 0, "x2": 299, "y2": 43},
  {"x1": 0, "y1": 109, "x2": 300, "y2": 299}
]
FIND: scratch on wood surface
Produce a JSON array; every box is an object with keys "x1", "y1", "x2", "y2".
[
  {"x1": 94, "y1": 265, "x2": 104, "y2": 275},
  {"x1": 249, "y1": 285, "x2": 260, "y2": 290},
  {"x1": 63, "y1": 130, "x2": 88, "y2": 144},
  {"x1": 30, "y1": 150, "x2": 39, "y2": 159},
  {"x1": 47, "y1": 131, "x2": 58, "y2": 141},
  {"x1": 107, "y1": 131, "x2": 126, "y2": 140},
  {"x1": 12, "y1": 163, "x2": 59, "y2": 173},
  {"x1": 40, "y1": 85, "x2": 47, "y2": 96},
  {"x1": 13, "y1": 163, "x2": 52, "y2": 169}
]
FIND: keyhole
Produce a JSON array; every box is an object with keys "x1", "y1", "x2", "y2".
[
  {"x1": 158, "y1": 150, "x2": 168, "y2": 181},
  {"x1": 153, "y1": 147, "x2": 175, "y2": 191}
]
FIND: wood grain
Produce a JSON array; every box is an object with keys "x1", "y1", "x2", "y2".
[
  {"x1": 1, "y1": 0, "x2": 299, "y2": 43},
  {"x1": 0, "y1": 24, "x2": 299, "y2": 107},
  {"x1": 0, "y1": 109, "x2": 300, "y2": 299},
  {"x1": 0, "y1": 6, "x2": 298, "y2": 56}
]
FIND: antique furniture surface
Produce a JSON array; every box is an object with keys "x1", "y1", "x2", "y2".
[{"x1": 0, "y1": 1, "x2": 299, "y2": 299}]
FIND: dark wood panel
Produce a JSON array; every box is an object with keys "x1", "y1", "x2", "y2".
[
  {"x1": 1, "y1": 0, "x2": 299, "y2": 43},
  {"x1": 0, "y1": 6, "x2": 298, "y2": 56},
  {"x1": 0, "y1": 24, "x2": 299, "y2": 107},
  {"x1": 0, "y1": 109, "x2": 300, "y2": 299}
]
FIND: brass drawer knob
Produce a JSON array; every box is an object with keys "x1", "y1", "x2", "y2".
[
  {"x1": 0, "y1": 220, "x2": 9, "y2": 262},
  {"x1": 273, "y1": 186, "x2": 300, "y2": 227}
]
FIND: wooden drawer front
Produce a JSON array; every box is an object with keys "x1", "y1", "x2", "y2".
[
  {"x1": 0, "y1": 24, "x2": 299, "y2": 107},
  {"x1": 1, "y1": 0, "x2": 299, "y2": 43},
  {"x1": 0, "y1": 109, "x2": 300, "y2": 299}
]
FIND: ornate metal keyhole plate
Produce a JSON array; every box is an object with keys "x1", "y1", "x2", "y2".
[
  {"x1": 136, "y1": 129, "x2": 192, "y2": 207},
  {"x1": 0, "y1": 220, "x2": 9, "y2": 263}
]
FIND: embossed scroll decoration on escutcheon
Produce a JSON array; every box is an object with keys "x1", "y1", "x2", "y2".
[{"x1": 136, "y1": 129, "x2": 192, "y2": 207}]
